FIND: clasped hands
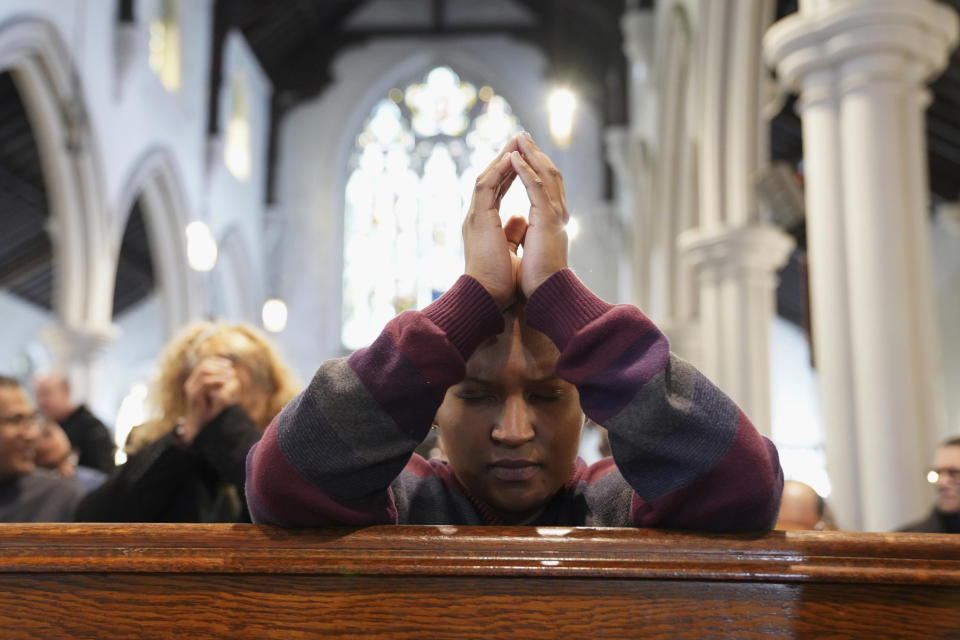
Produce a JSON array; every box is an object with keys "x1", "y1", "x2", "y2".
[
  {"x1": 176, "y1": 356, "x2": 242, "y2": 445},
  {"x1": 463, "y1": 132, "x2": 569, "y2": 310}
]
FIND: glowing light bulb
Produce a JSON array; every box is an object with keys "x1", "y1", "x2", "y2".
[
  {"x1": 548, "y1": 88, "x2": 576, "y2": 149},
  {"x1": 567, "y1": 216, "x2": 581, "y2": 241},
  {"x1": 185, "y1": 221, "x2": 218, "y2": 271},
  {"x1": 262, "y1": 298, "x2": 288, "y2": 333}
]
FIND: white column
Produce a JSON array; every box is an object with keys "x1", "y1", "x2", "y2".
[
  {"x1": 798, "y1": 69, "x2": 864, "y2": 530},
  {"x1": 765, "y1": 0, "x2": 958, "y2": 530},
  {"x1": 42, "y1": 323, "x2": 118, "y2": 405},
  {"x1": 682, "y1": 225, "x2": 795, "y2": 436},
  {"x1": 605, "y1": 126, "x2": 643, "y2": 306},
  {"x1": 620, "y1": 7, "x2": 657, "y2": 140},
  {"x1": 679, "y1": 0, "x2": 794, "y2": 432},
  {"x1": 618, "y1": 5, "x2": 657, "y2": 313}
]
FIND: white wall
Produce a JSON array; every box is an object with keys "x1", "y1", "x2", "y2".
[
  {"x1": 274, "y1": 35, "x2": 608, "y2": 378},
  {"x1": 0, "y1": 292, "x2": 53, "y2": 379},
  {"x1": 205, "y1": 29, "x2": 273, "y2": 323},
  {"x1": 769, "y1": 316, "x2": 830, "y2": 498}
]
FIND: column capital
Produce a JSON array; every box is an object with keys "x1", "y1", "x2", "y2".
[
  {"x1": 680, "y1": 223, "x2": 795, "y2": 275},
  {"x1": 42, "y1": 323, "x2": 120, "y2": 366},
  {"x1": 764, "y1": 0, "x2": 958, "y2": 90}
]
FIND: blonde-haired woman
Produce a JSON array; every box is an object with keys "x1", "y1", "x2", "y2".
[{"x1": 77, "y1": 322, "x2": 299, "y2": 522}]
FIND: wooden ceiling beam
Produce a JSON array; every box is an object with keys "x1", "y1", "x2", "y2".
[{"x1": 0, "y1": 236, "x2": 51, "y2": 290}]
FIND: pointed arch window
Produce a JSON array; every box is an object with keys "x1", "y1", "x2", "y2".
[
  {"x1": 224, "y1": 75, "x2": 252, "y2": 181},
  {"x1": 342, "y1": 67, "x2": 524, "y2": 349},
  {"x1": 148, "y1": 0, "x2": 181, "y2": 92}
]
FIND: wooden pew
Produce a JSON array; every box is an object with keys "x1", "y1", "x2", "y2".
[{"x1": 0, "y1": 524, "x2": 958, "y2": 638}]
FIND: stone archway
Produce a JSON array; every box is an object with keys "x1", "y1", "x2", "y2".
[
  {"x1": 0, "y1": 17, "x2": 111, "y2": 398},
  {"x1": 114, "y1": 147, "x2": 199, "y2": 337}
]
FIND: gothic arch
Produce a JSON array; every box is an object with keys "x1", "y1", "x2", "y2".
[
  {"x1": 214, "y1": 224, "x2": 260, "y2": 323},
  {"x1": 0, "y1": 16, "x2": 110, "y2": 333},
  {"x1": 114, "y1": 147, "x2": 198, "y2": 336},
  {"x1": 331, "y1": 48, "x2": 538, "y2": 236}
]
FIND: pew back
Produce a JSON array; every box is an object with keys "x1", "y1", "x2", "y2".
[{"x1": 1, "y1": 525, "x2": 958, "y2": 638}]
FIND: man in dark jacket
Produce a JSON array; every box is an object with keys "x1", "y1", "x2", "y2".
[
  {"x1": 899, "y1": 436, "x2": 960, "y2": 534},
  {"x1": 33, "y1": 370, "x2": 115, "y2": 473}
]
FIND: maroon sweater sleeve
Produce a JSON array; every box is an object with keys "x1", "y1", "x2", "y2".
[
  {"x1": 527, "y1": 269, "x2": 783, "y2": 531},
  {"x1": 245, "y1": 276, "x2": 503, "y2": 526}
]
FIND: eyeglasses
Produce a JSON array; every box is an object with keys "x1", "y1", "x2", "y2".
[
  {"x1": 927, "y1": 468, "x2": 960, "y2": 484},
  {"x1": 0, "y1": 412, "x2": 40, "y2": 429}
]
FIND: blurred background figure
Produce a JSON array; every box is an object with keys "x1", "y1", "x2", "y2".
[
  {"x1": 33, "y1": 370, "x2": 115, "y2": 474},
  {"x1": 33, "y1": 421, "x2": 107, "y2": 493},
  {"x1": 76, "y1": 323, "x2": 299, "y2": 523},
  {"x1": 0, "y1": 375, "x2": 83, "y2": 522},
  {"x1": 898, "y1": 436, "x2": 960, "y2": 534},
  {"x1": 578, "y1": 419, "x2": 610, "y2": 465},
  {"x1": 776, "y1": 479, "x2": 835, "y2": 531}
]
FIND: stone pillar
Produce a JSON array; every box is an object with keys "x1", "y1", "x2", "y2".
[
  {"x1": 679, "y1": 0, "x2": 794, "y2": 433},
  {"x1": 681, "y1": 225, "x2": 795, "y2": 436},
  {"x1": 42, "y1": 323, "x2": 118, "y2": 406},
  {"x1": 617, "y1": 6, "x2": 657, "y2": 311},
  {"x1": 620, "y1": 7, "x2": 657, "y2": 140},
  {"x1": 605, "y1": 126, "x2": 646, "y2": 306},
  {"x1": 765, "y1": 0, "x2": 958, "y2": 530}
]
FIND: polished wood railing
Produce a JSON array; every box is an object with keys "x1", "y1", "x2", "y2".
[{"x1": 0, "y1": 525, "x2": 958, "y2": 638}]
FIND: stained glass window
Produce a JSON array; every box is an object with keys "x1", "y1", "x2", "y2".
[{"x1": 342, "y1": 67, "x2": 524, "y2": 349}]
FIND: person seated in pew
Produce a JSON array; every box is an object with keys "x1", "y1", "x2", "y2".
[
  {"x1": 33, "y1": 369, "x2": 116, "y2": 474},
  {"x1": 898, "y1": 435, "x2": 960, "y2": 534},
  {"x1": 33, "y1": 420, "x2": 107, "y2": 493},
  {"x1": 77, "y1": 323, "x2": 299, "y2": 522},
  {"x1": 775, "y1": 480, "x2": 835, "y2": 531},
  {"x1": 0, "y1": 376, "x2": 83, "y2": 522},
  {"x1": 246, "y1": 133, "x2": 783, "y2": 529}
]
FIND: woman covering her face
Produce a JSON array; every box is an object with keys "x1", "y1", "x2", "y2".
[{"x1": 76, "y1": 323, "x2": 299, "y2": 523}]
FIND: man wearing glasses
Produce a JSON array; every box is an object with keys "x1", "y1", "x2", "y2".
[
  {"x1": 899, "y1": 436, "x2": 960, "y2": 534},
  {"x1": 0, "y1": 375, "x2": 83, "y2": 522}
]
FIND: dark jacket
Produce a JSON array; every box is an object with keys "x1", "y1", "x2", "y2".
[
  {"x1": 61, "y1": 405, "x2": 116, "y2": 473},
  {"x1": 75, "y1": 405, "x2": 262, "y2": 522},
  {"x1": 898, "y1": 508, "x2": 960, "y2": 534},
  {"x1": 0, "y1": 469, "x2": 84, "y2": 522}
]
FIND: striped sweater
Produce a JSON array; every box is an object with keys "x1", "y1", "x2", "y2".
[{"x1": 246, "y1": 269, "x2": 782, "y2": 529}]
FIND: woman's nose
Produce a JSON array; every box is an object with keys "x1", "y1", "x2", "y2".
[{"x1": 491, "y1": 394, "x2": 535, "y2": 446}]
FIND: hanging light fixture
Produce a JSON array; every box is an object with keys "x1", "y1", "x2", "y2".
[
  {"x1": 185, "y1": 221, "x2": 217, "y2": 271},
  {"x1": 548, "y1": 87, "x2": 577, "y2": 148},
  {"x1": 261, "y1": 298, "x2": 288, "y2": 333}
]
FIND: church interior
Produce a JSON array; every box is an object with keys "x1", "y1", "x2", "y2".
[
  {"x1": 0, "y1": 0, "x2": 959, "y2": 534},
  {"x1": 2, "y1": 0, "x2": 960, "y2": 635}
]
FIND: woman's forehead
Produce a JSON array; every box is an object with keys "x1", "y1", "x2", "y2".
[{"x1": 465, "y1": 322, "x2": 559, "y2": 380}]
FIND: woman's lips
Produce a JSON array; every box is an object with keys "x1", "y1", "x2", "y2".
[{"x1": 489, "y1": 461, "x2": 540, "y2": 481}]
